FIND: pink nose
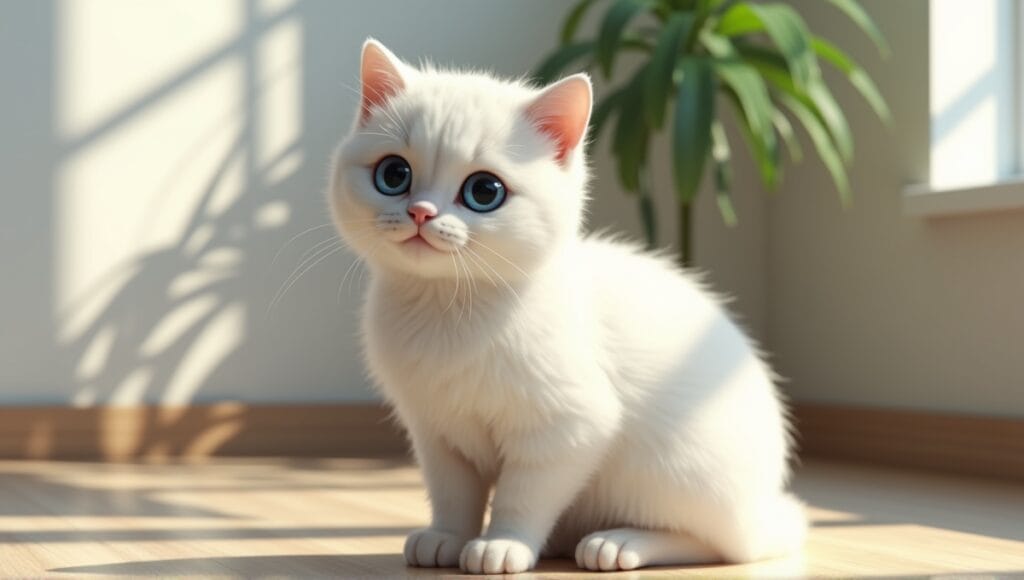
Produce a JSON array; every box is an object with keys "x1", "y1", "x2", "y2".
[{"x1": 408, "y1": 201, "x2": 438, "y2": 226}]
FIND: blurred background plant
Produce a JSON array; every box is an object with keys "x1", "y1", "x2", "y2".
[{"x1": 534, "y1": 0, "x2": 890, "y2": 265}]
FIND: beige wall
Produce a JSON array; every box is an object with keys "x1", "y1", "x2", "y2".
[
  {"x1": 20, "y1": 0, "x2": 1002, "y2": 416},
  {"x1": 769, "y1": 0, "x2": 1024, "y2": 417},
  {"x1": 0, "y1": 0, "x2": 765, "y2": 406},
  {"x1": 0, "y1": 1, "x2": 555, "y2": 404}
]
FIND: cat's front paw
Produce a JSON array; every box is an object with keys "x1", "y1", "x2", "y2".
[
  {"x1": 403, "y1": 528, "x2": 469, "y2": 568},
  {"x1": 459, "y1": 537, "x2": 537, "y2": 574}
]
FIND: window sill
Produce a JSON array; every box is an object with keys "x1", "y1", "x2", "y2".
[{"x1": 902, "y1": 177, "x2": 1024, "y2": 217}]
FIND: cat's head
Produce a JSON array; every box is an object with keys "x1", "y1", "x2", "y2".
[{"x1": 329, "y1": 39, "x2": 592, "y2": 281}]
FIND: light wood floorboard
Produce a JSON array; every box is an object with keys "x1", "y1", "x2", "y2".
[{"x1": 1, "y1": 458, "x2": 1022, "y2": 578}]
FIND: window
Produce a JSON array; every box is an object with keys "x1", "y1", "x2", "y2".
[{"x1": 904, "y1": 0, "x2": 1024, "y2": 216}]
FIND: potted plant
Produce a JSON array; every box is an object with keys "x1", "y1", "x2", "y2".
[{"x1": 534, "y1": 0, "x2": 889, "y2": 265}]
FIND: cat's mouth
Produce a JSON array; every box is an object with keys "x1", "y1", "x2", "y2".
[{"x1": 401, "y1": 233, "x2": 445, "y2": 253}]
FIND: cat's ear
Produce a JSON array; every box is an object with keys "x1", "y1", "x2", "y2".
[
  {"x1": 525, "y1": 73, "x2": 593, "y2": 164},
  {"x1": 359, "y1": 39, "x2": 408, "y2": 126}
]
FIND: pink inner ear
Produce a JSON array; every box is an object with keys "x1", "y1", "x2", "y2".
[
  {"x1": 360, "y1": 44, "x2": 405, "y2": 125},
  {"x1": 526, "y1": 76, "x2": 592, "y2": 164}
]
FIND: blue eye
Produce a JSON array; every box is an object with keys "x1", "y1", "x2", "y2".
[
  {"x1": 461, "y1": 172, "x2": 507, "y2": 213},
  {"x1": 373, "y1": 155, "x2": 411, "y2": 196}
]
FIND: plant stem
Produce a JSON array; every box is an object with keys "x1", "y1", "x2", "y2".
[
  {"x1": 678, "y1": 201, "x2": 693, "y2": 268},
  {"x1": 639, "y1": 195, "x2": 657, "y2": 250},
  {"x1": 638, "y1": 163, "x2": 657, "y2": 250}
]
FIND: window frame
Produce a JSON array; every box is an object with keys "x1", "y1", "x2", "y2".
[{"x1": 904, "y1": 0, "x2": 1024, "y2": 217}]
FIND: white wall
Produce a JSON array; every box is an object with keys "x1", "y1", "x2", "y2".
[
  {"x1": 0, "y1": 0, "x2": 767, "y2": 406},
  {"x1": 769, "y1": 0, "x2": 1024, "y2": 417},
  {"x1": 10, "y1": 1, "x2": 1013, "y2": 418},
  {"x1": 0, "y1": 0, "x2": 550, "y2": 405}
]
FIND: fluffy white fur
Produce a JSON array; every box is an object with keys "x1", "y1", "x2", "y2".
[{"x1": 329, "y1": 39, "x2": 806, "y2": 574}]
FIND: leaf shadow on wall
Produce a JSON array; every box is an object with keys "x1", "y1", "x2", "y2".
[{"x1": 34, "y1": 0, "x2": 361, "y2": 460}]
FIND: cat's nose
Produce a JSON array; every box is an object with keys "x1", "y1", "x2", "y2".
[{"x1": 407, "y1": 201, "x2": 438, "y2": 226}]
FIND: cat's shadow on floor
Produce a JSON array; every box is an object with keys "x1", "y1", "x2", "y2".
[
  {"x1": 52, "y1": 554, "x2": 720, "y2": 578},
  {"x1": 49, "y1": 554, "x2": 1024, "y2": 579}
]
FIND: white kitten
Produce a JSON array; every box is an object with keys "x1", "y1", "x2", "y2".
[{"x1": 329, "y1": 39, "x2": 806, "y2": 574}]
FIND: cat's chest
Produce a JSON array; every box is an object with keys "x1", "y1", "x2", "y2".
[
  {"x1": 367, "y1": 298, "x2": 509, "y2": 380},
  {"x1": 367, "y1": 300, "x2": 498, "y2": 373},
  {"x1": 362, "y1": 293, "x2": 561, "y2": 415}
]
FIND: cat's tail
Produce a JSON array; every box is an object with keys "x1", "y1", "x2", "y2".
[
  {"x1": 759, "y1": 492, "x2": 808, "y2": 559},
  {"x1": 717, "y1": 492, "x2": 808, "y2": 563}
]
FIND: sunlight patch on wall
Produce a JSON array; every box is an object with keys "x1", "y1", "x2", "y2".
[
  {"x1": 55, "y1": 58, "x2": 245, "y2": 315},
  {"x1": 53, "y1": 0, "x2": 305, "y2": 404},
  {"x1": 257, "y1": 3, "x2": 303, "y2": 185},
  {"x1": 138, "y1": 295, "x2": 221, "y2": 359},
  {"x1": 161, "y1": 302, "x2": 246, "y2": 405},
  {"x1": 255, "y1": 201, "x2": 291, "y2": 229},
  {"x1": 109, "y1": 367, "x2": 155, "y2": 406},
  {"x1": 72, "y1": 387, "x2": 98, "y2": 408},
  {"x1": 73, "y1": 324, "x2": 117, "y2": 383},
  {"x1": 57, "y1": 0, "x2": 243, "y2": 140},
  {"x1": 55, "y1": 12, "x2": 246, "y2": 327}
]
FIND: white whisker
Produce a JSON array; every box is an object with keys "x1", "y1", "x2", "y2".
[
  {"x1": 466, "y1": 233, "x2": 531, "y2": 279},
  {"x1": 338, "y1": 241, "x2": 381, "y2": 304},
  {"x1": 453, "y1": 250, "x2": 472, "y2": 326},
  {"x1": 296, "y1": 236, "x2": 343, "y2": 267},
  {"x1": 360, "y1": 131, "x2": 403, "y2": 143},
  {"x1": 444, "y1": 252, "x2": 460, "y2": 315},
  {"x1": 271, "y1": 223, "x2": 334, "y2": 266},
  {"x1": 340, "y1": 80, "x2": 408, "y2": 142},
  {"x1": 267, "y1": 244, "x2": 343, "y2": 315},
  {"x1": 462, "y1": 247, "x2": 499, "y2": 289},
  {"x1": 463, "y1": 245, "x2": 525, "y2": 309},
  {"x1": 338, "y1": 254, "x2": 365, "y2": 304}
]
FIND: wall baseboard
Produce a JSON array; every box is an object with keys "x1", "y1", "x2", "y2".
[
  {"x1": 792, "y1": 403, "x2": 1024, "y2": 482},
  {"x1": 0, "y1": 402, "x2": 1021, "y2": 481},
  {"x1": 0, "y1": 403, "x2": 406, "y2": 461}
]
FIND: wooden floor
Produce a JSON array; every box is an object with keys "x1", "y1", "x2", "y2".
[{"x1": 2, "y1": 458, "x2": 1022, "y2": 578}]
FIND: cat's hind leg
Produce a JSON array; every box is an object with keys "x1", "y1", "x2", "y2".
[
  {"x1": 574, "y1": 528, "x2": 720, "y2": 571},
  {"x1": 574, "y1": 492, "x2": 808, "y2": 571}
]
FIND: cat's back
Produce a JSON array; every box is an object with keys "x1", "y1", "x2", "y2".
[
  {"x1": 576, "y1": 234, "x2": 713, "y2": 323},
  {"x1": 575, "y1": 234, "x2": 760, "y2": 394}
]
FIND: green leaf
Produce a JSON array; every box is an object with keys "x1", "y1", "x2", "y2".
[
  {"x1": 710, "y1": 121, "x2": 737, "y2": 226},
  {"x1": 651, "y1": 0, "x2": 673, "y2": 22},
  {"x1": 534, "y1": 37, "x2": 650, "y2": 86},
  {"x1": 702, "y1": 33, "x2": 778, "y2": 187},
  {"x1": 735, "y1": 43, "x2": 852, "y2": 163},
  {"x1": 637, "y1": 168, "x2": 658, "y2": 248},
  {"x1": 613, "y1": 67, "x2": 651, "y2": 192},
  {"x1": 825, "y1": 0, "x2": 890, "y2": 57},
  {"x1": 748, "y1": 4, "x2": 818, "y2": 91},
  {"x1": 645, "y1": 12, "x2": 694, "y2": 129},
  {"x1": 698, "y1": 0, "x2": 728, "y2": 12},
  {"x1": 813, "y1": 36, "x2": 890, "y2": 122},
  {"x1": 805, "y1": 80, "x2": 852, "y2": 162},
  {"x1": 533, "y1": 41, "x2": 595, "y2": 85},
  {"x1": 716, "y1": 2, "x2": 762, "y2": 37},
  {"x1": 717, "y1": 3, "x2": 819, "y2": 92},
  {"x1": 702, "y1": 35, "x2": 770, "y2": 132},
  {"x1": 685, "y1": 0, "x2": 721, "y2": 50},
  {"x1": 724, "y1": 86, "x2": 779, "y2": 188},
  {"x1": 712, "y1": 76, "x2": 774, "y2": 187},
  {"x1": 772, "y1": 109, "x2": 802, "y2": 162},
  {"x1": 562, "y1": 0, "x2": 600, "y2": 44},
  {"x1": 778, "y1": 92, "x2": 851, "y2": 206},
  {"x1": 672, "y1": 57, "x2": 715, "y2": 204},
  {"x1": 597, "y1": 0, "x2": 649, "y2": 78}
]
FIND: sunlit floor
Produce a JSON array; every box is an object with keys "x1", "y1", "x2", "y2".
[{"x1": 1, "y1": 458, "x2": 1022, "y2": 578}]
